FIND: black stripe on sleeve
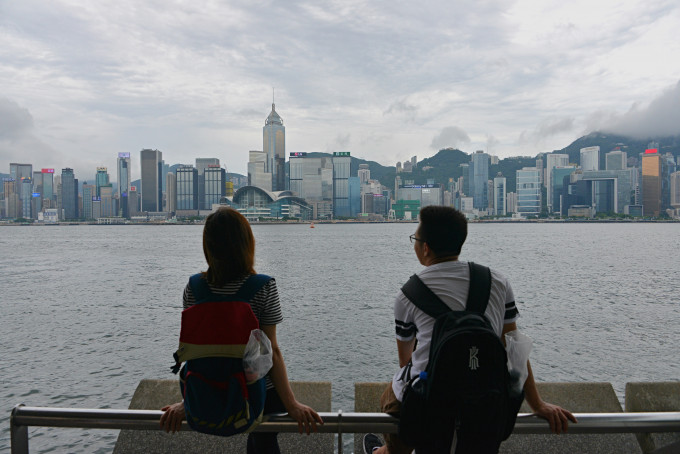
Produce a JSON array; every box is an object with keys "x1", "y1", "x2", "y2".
[
  {"x1": 504, "y1": 301, "x2": 519, "y2": 320},
  {"x1": 395, "y1": 319, "x2": 417, "y2": 338}
]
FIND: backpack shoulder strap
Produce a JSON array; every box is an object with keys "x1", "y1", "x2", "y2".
[
  {"x1": 189, "y1": 273, "x2": 212, "y2": 302},
  {"x1": 234, "y1": 274, "x2": 273, "y2": 302},
  {"x1": 401, "y1": 274, "x2": 451, "y2": 319},
  {"x1": 466, "y1": 262, "x2": 492, "y2": 314}
]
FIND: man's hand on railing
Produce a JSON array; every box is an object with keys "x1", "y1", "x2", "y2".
[
  {"x1": 531, "y1": 401, "x2": 578, "y2": 434},
  {"x1": 160, "y1": 402, "x2": 185, "y2": 433}
]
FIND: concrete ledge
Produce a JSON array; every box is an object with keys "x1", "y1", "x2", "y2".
[
  {"x1": 626, "y1": 381, "x2": 680, "y2": 453},
  {"x1": 502, "y1": 382, "x2": 641, "y2": 453},
  {"x1": 353, "y1": 382, "x2": 643, "y2": 454},
  {"x1": 113, "y1": 379, "x2": 333, "y2": 454},
  {"x1": 354, "y1": 382, "x2": 391, "y2": 454}
]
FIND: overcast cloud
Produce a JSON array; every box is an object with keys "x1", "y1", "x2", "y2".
[{"x1": 1, "y1": 0, "x2": 679, "y2": 179}]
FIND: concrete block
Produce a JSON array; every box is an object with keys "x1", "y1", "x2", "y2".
[
  {"x1": 354, "y1": 382, "x2": 390, "y2": 454},
  {"x1": 501, "y1": 382, "x2": 641, "y2": 453},
  {"x1": 114, "y1": 379, "x2": 333, "y2": 454},
  {"x1": 625, "y1": 381, "x2": 680, "y2": 453}
]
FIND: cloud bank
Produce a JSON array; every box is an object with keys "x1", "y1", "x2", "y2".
[
  {"x1": 588, "y1": 80, "x2": 680, "y2": 139},
  {"x1": 431, "y1": 126, "x2": 471, "y2": 150}
]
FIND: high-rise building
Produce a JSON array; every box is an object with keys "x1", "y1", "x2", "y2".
[
  {"x1": 176, "y1": 165, "x2": 199, "y2": 211},
  {"x1": 41, "y1": 168, "x2": 55, "y2": 205},
  {"x1": 580, "y1": 146, "x2": 600, "y2": 171},
  {"x1": 641, "y1": 148, "x2": 670, "y2": 216},
  {"x1": 3, "y1": 178, "x2": 19, "y2": 218},
  {"x1": 140, "y1": 149, "x2": 163, "y2": 212},
  {"x1": 248, "y1": 150, "x2": 271, "y2": 191},
  {"x1": 60, "y1": 168, "x2": 78, "y2": 220},
  {"x1": 551, "y1": 166, "x2": 577, "y2": 214},
  {"x1": 332, "y1": 152, "x2": 351, "y2": 218},
  {"x1": 535, "y1": 156, "x2": 544, "y2": 187},
  {"x1": 10, "y1": 163, "x2": 32, "y2": 207},
  {"x1": 582, "y1": 170, "x2": 633, "y2": 214},
  {"x1": 670, "y1": 171, "x2": 680, "y2": 213},
  {"x1": 506, "y1": 192, "x2": 517, "y2": 214},
  {"x1": 516, "y1": 167, "x2": 541, "y2": 216},
  {"x1": 493, "y1": 173, "x2": 506, "y2": 216},
  {"x1": 117, "y1": 153, "x2": 131, "y2": 218},
  {"x1": 263, "y1": 103, "x2": 286, "y2": 191},
  {"x1": 95, "y1": 167, "x2": 110, "y2": 197},
  {"x1": 358, "y1": 164, "x2": 370, "y2": 185},
  {"x1": 20, "y1": 178, "x2": 34, "y2": 219},
  {"x1": 166, "y1": 172, "x2": 176, "y2": 214},
  {"x1": 10, "y1": 163, "x2": 32, "y2": 183},
  {"x1": 100, "y1": 184, "x2": 114, "y2": 217},
  {"x1": 83, "y1": 184, "x2": 95, "y2": 220},
  {"x1": 459, "y1": 163, "x2": 470, "y2": 196},
  {"x1": 470, "y1": 151, "x2": 489, "y2": 212},
  {"x1": 288, "y1": 153, "x2": 333, "y2": 201},
  {"x1": 606, "y1": 149, "x2": 627, "y2": 171},
  {"x1": 546, "y1": 153, "x2": 569, "y2": 210},
  {"x1": 196, "y1": 158, "x2": 220, "y2": 209},
  {"x1": 204, "y1": 165, "x2": 226, "y2": 209}
]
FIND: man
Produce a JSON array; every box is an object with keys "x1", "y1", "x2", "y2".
[{"x1": 364, "y1": 206, "x2": 576, "y2": 454}]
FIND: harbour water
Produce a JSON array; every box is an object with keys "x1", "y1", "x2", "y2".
[{"x1": 2, "y1": 222, "x2": 679, "y2": 453}]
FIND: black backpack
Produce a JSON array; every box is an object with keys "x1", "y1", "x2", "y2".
[{"x1": 397, "y1": 262, "x2": 524, "y2": 449}]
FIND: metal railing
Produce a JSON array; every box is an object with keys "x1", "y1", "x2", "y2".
[{"x1": 10, "y1": 405, "x2": 680, "y2": 454}]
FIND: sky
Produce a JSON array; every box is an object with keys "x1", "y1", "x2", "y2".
[{"x1": 1, "y1": 0, "x2": 680, "y2": 180}]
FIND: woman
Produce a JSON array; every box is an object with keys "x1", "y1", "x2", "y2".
[{"x1": 160, "y1": 207, "x2": 323, "y2": 452}]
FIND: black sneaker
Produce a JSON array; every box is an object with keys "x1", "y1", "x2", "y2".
[{"x1": 363, "y1": 433, "x2": 384, "y2": 453}]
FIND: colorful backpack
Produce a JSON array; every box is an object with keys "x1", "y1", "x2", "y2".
[
  {"x1": 171, "y1": 273, "x2": 272, "y2": 436},
  {"x1": 398, "y1": 262, "x2": 524, "y2": 448}
]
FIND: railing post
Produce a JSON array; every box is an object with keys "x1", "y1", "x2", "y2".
[
  {"x1": 337, "y1": 409, "x2": 343, "y2": 454},
  {"x1": 10, "y1": 405, "x2": 29, "y2": 454}
]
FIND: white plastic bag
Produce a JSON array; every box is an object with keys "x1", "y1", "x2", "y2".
[
  {"x1": 242, "y1": 329, "x2": 273, "y2": 382},
  {"x1": 505, "y1": 330, "x2": 533, "y2": 393}
]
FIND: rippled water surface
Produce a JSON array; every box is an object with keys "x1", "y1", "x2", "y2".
[{"x1": 2, "y1": 223, "x2": 679, "y2": 453}]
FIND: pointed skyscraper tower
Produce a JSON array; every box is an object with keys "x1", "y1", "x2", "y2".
[{"x1": 263, "y1": 96, "x2": 286, "y2": 191}]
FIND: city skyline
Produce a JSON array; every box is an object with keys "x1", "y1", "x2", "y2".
[{"x1": 1, "y1": 1, "x2": 680, "y2": 180}]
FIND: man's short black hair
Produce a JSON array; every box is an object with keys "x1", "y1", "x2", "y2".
[{"x1": 418, "y1": 206, "x2": 467, "y2": 257}]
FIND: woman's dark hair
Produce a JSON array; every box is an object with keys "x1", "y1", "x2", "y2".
[
  {"x1": 418, "y1": 206, "x2": 468, "y2": 257},
  {"x1": 202, "y1": 207, "x2": 255, "y2": 286}
]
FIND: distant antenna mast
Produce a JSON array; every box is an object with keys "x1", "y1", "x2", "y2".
[{"x1": 272, "y1": 87, "x2": 275, "y2": 107}]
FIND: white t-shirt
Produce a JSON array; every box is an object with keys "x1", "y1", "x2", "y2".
[{"x1": 392, "y1": 260, "x2": 519, "y2": 400}]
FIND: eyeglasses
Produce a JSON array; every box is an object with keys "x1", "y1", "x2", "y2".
[{"x1": 409, "y1": 234, "x2": 424, "y2": 244}]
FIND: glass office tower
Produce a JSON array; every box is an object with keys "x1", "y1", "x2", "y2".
[
  {"x1": 471, "y1": 151, "x2": 489, "y2": 211},
  {"x1": 204, "y1": 165, "x2": 226, "y2": 209},
  {"x1": 117, "y1": 153, "x2": 131, "y2": 218},
  {"x1": 176, "y1": 165, "x2": 198, "y2": 210},
  {"x1": 493, "y1": 174, "x2": 506, "y2": 216},
  {"x1": 140, "y1": 149, "x2": 163, "y2": 212},
  {"x1": 332, "y1": 152, "x2": 351, "y2": 218},
  {"x1": 263, "y1": 104, "x2": 286, "y2": 191},
  {"x1": 60, "y1": 168, "x2": 78, "y2": 220},
  {"x1": 516, "y1": 168, "x2": 541, "y2": 216}
]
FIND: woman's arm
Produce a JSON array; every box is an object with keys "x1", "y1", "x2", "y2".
[{"x1": 260, "y1": 324, "x2": 324, "y2": 434}]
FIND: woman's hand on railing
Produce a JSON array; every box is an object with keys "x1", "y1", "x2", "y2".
[
  {"x1": 284, "y1": 401, "x2": 324, "y2": 435},
  {"x1": 159, "y1": 402, "x2": 185, "y2": 433}
]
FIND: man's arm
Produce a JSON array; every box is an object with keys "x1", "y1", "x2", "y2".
[
  {"x1": 397, "y1": 338, "x2": 416, "y2": 368},
  {"x1": 502, "y1": 322, "x2": 577, "y2": 434}
]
